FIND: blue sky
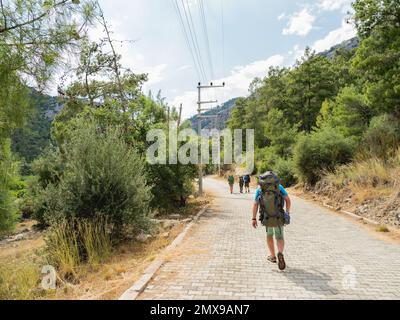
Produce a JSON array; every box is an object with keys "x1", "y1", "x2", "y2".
[{"x1": 94, "y1": 0, "x2": 356, "y2": 119}]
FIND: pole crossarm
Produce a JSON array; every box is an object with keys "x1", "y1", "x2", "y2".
[
  {"x1": 197, "y1": 84, "x2": 225, "y2": 89},
  {"x1": 198, "y1": 100, "x2": 218, "y2": 106}
]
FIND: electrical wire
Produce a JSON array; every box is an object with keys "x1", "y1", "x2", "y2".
[
  {"x1": 198, "y1": 0, "x2": 214, "y2": 79},
  {"x1": 172, "y1": 0, "x2": 203, "y2": 81},
  {"x1": 182, "y1": 0, "x2": 207, "y2": 82}
]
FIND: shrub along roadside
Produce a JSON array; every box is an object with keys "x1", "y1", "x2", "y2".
[
  {"x1": 33, "y1": 121, "x2": 153, "y2": 238},
  {"x1": 293, "y1": 127, "x2": 354, "y2": 185},
  {"x1": 360, "y1": 114, "x2": 400, "y2": 160},
  {"x1": 274, "y1": 158, "x2": 297, "y2": 187}
]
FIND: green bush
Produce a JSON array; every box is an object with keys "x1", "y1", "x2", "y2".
[
  {"x1": 146, "y1": 163, "x2": 196, "y2": 211},
  {"x1": 256, "y1": 147, "x2": 280, "y2": 175},
  {"x1": 36, "y1": 121, "x2": 152, "y2": 237},
  {"x1": 273, "y1": 158, "x2": 297, "y2": 187},
  {"x1": 31, "y1": 146, "x2": 64, "y2": 189},
  {"x1": 361, "y1": 114, "x2": 400, "y2": 159},
  {"x1": 294, "y1": 127, "x2": 354, "y2": 185}
]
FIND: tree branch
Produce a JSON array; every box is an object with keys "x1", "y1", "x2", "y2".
[{"x1": 0, "y1": 0, "x2": 70, "y2": 34}]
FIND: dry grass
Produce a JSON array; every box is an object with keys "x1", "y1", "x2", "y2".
[
  {"x1": 55, "y1": 222, "x2": 186, "y2": 300},
  {"x1": 0, "y1": 254, "x2": 45, "y2": 300},
  {"x1": 0, "y1": 197, "x2": 207, "y2": 300},
  {"x1": 0, "y1": 263, "x2": 38, "y2": 300},
  {"x1": 44, "y1": 217, "x2": 112, "y2": 280},
  {"x1": 324, "y1": 148, "x2": 400, "y2": 203},
  {"x1": 376, "y1": 225, "x2": 390, "y2": 233}
]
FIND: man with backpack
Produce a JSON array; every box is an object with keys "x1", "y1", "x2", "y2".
[
  {"x1": 227, "y1": 174, "x2": 235, "y2": 194},
  {"x1": 251, "y1": 171, "x2": 291, "y2": 270},
  {"x1": 239, "y1": 176, "x2": 244, "y2": 193},
  {"x1": 243, "y1": 174, "x2": 251, "y2": 193}
]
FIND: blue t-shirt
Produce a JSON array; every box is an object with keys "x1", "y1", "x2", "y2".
[{"x1": 254, "y1": 185, "x2": 288, "y2": 202}]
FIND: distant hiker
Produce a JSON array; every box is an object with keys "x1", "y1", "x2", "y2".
[
  {"x1": 239, "y1": 176, "x2": 244, "y2": 193},
  {"x1": 244, "y1": 174, "x2": 251, "y2": 193},
  {"x1": 228, "y1": 175, "x2": 235, "y2": 194},
  {"x1": 252, "y1": 171, "x2": 291, "y2": 271}
]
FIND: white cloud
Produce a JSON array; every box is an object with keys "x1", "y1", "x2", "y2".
[
  {"x1": 171, "y1": 55, "x2": 285, "y2": 119},
  {"x1": 312, "y1": 19, "x2": 356, "y2": 53},
  {"x1": 277, "y1": 13, "x2": 286, "y2": 21},
  {"x1": 317, "y1": 0, "x2": 351, "y2": 12},
  {"x1": 177, "y1": 65, "x2": 192, "y2": 72},
  {"x1": 145, "y1": 64, "x2": 168, "y2": 86},
  {"x1": 282, "y1": 8, "x2": 316, "y2": 37}
]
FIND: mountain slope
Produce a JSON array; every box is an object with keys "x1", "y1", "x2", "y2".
[
  {"x1": 318, "y1": 37, "x2": 359, "y2": 59},
  {"x1": 188, "y1": 98, "x2": 238, "y2": 133}
]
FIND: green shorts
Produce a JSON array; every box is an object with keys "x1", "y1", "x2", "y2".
[{"x1": 266, "y1": 225, "x2": 284, "y2": 240}]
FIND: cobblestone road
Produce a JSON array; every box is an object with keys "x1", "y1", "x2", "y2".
[{"x1": 138, "y1": 177, "x2": 400, "y2": 300}]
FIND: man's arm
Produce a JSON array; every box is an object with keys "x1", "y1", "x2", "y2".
[
  {"x1": 284, "y1": 195, "x2": 291, "y2": 213},
  {"x1": 252, "y1": 202, "x2": 259, "y2": 228}
]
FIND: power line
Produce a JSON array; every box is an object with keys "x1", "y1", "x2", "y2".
[
  {"x1": 198, "y1": 0, "x2": 214, "y2": 79},
  {"x1": 172, "y1": 0, "x2": 203, "y2": 81},
  {"x1": 221, "y1": 0, "x2": 225, "y2": 79},
  {"x1": 220, "y1": 0, "x2": 227, "y2": 103},
  {"x1": 182, "y1": 0, "x2": 207, "y2": 81}
]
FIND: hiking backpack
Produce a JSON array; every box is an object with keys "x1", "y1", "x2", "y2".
[{"x1": 258, "y1": 171, "x2": 284, "y2": 225}]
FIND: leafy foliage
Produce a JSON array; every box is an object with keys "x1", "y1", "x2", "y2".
[
  {"x1": 361, "y1": 114, "x2": 400, "y2": 159},
  {"x1": 293, "y1": 128, "x2": 354, "y2": 185},
  {"x1": 35, "y1": 121, "x2": 152, "y2": 237}
]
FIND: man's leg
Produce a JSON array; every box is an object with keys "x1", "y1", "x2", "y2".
[
  {"x1": 266, "y1": 230, "x2": 275, "y2": 258},
  {"x1": 277, "y1": 239, "x2": 284, "y2": 253},
  {"x1": 275, "y1": 226, "x2": 286, "y2": 270},
  {"x1": 275, "y1": 226, "x2": 285, "y2": 253}
]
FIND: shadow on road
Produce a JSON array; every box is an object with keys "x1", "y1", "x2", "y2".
[{"x1": 280, "y1": 267, "x2": 340, "y2": 296}]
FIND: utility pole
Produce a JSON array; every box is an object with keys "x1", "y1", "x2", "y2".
[
  {"x1": 177, "y1": 103, "x2": 183, "y2": 128},
  {"x1": 197, "y1": 82, "x2": 225, "y2": 196}
]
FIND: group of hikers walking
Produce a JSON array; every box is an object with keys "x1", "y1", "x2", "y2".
[
  {"x1": 227, "y1": 171, "x2": 292, "y2": 271},
  {"x1": 227, "y1": 174, "x2": 251, "y2": 194}
]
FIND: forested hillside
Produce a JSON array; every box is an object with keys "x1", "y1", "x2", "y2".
[
  {"x1": 189, "y1": 98, "x2": 237, "y2": 132},
  {"x1": 227, "y1": 0, "x2": 400, "y2": 226},
  {"x1": 11, "y1": 89, "x2": 61, "y2": 171}
]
